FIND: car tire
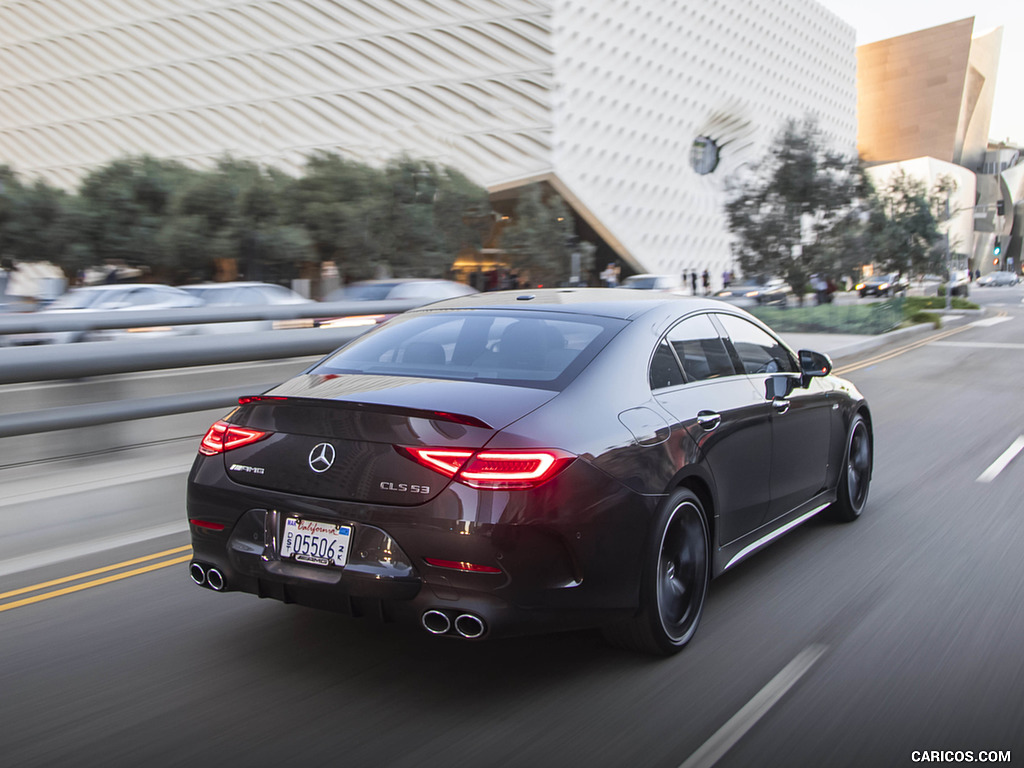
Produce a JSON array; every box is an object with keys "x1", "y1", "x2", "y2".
[
  {"x1": 829, "y1": 413, "x2": 872, "y2": 523},
  {"x1": 603, "y1": 488, "x2": 709, "y2": 655}
]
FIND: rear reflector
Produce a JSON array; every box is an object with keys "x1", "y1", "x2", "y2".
[
  {"x1": 400, "y1": 447, "x2": 575, "y2": 490},
  {"x1": 424, "y1": 558, "x2": 502, "y2": 574},
  {"x1": 198, "y1": 420, "x2": 271, "y2": 455},
  {"x1": 189, "y1": 519, "x2": 226, "y2": 531}
]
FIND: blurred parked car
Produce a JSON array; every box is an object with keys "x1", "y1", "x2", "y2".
[
  {"x1": 619, "y1": 274, "x2": 686, "y2": 293},
  {"x1": 319, "y1": 278, "x2": 479, "y2": 329},
  {"x1": 180, "y1": 281, "x2": 314, "y2": 333},
  {"x1": 713, "y1": 278, "x2": 791, "y2": 307},
  {"x1": 855, "y1": 273, "x2": 908, "y2": 298},
  {"x1": 4, "y1": 283, "x2": 203, "y2": 345},
  {"x1": 977, "y1": 271, "x2": 1019, "y2": 287},
  {"x1": 324, "y1": 279, "x2": 477, "y2": 303}
]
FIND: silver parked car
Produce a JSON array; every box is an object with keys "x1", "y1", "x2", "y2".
[
  {"x1": 977, "y1": 271, "x2": 1019, "y2": 287},
  {"x1": 4, "y1": 283, "x2": 203, "y2": 345},
  {"x1": 180, "y1": 282, "x2": 314, "y2": 333}
]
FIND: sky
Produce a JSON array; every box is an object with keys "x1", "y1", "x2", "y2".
[{"x1": 815, "y1": 0, "x2": 1024, "y2": 144}]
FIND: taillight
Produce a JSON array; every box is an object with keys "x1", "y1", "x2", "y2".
[
  {"x1": 198, "y1": 420, "x2": 271, "y2": 456},
  {"x1": 401, "y1": 447, "x2": 575, "y2": 490}
]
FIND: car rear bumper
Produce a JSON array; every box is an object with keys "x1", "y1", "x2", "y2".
[{"x1": 186, "y1": 456, "x2": 655, "y2": 639}]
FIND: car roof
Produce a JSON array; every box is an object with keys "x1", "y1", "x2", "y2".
[
  {"x1": 182, "y1": 281, "x2": 284, "y2": 289},
  {"x1": 73, "y1": 283, "x2": 181, "y2": 291},
  {"x1": 350, "y1": 278, "x2": 456, "y2": 285},
  {"x1": 413, "y1": 287, "x2": 732, "y2": 320}
]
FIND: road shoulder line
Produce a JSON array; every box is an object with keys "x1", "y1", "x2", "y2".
[{"x1": 677, "y1": 644, "x2": 828, "y2": 768}]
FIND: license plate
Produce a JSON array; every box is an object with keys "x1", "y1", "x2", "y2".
[{"x1": 280, "y1": 517, "x2": 351, "y2": 567}]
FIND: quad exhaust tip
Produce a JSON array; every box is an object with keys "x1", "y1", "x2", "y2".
[
  {"x1": 454, "y1": 613, "x2": 486, "y2": 639},
  {"x1": 190, "y1": 562, "x2": 226, "y2": 591},
  {"x1": 421, "y1": 610, "x2": 451, "y2": 635},
  {"x1": 422, "y1": 610, "x2": 487, "y2": 639},
  {"x1": 206, "y1": 568, "x2": 226, "y2": 591}
]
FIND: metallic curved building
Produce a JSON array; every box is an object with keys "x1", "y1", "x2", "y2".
[{"x1": 0, "y1": 0, "x2": 858, "y2": 281}]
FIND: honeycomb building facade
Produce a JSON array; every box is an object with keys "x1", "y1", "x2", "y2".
[{"x1": 0, "y1": 0, "x2": 858, "y2": 283}]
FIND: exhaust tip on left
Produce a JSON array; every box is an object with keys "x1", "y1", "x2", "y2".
[{"x1": 189, "y1": 562, "x2": 206, "y2": 586}]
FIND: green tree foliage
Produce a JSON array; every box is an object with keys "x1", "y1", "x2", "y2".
[
  {"x1": 0, "y1": 165, "x2": 86, "y2": 273},
  {"x1": 500, "y1": 184, "x2": 575, "y2": 287},
  {"x1": 867, "y1": 169, "x2": 950, "y2": 277},
  {"x1": 725, "y1": 119, "x2": 864, "y2": 297},
  {"x1": 1, "y1": 152, "x2": 491, "y2": 287}
]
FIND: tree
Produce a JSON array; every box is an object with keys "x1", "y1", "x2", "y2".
[
  {"x1": 866, "y1": 169, "x2": 951, "y2": 278},
  {"x1": 500, "y1": 184, "x2": 575, "y2": 287},
  {"x1": 76, "y1": 155, "x2": 194, "y2": 274},
  {"x1": 725, "y1": 119, "x2": 863, "y2": 298}
]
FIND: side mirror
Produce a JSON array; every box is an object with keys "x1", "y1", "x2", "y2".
[{"x1": 799, "y1": 349, "x2": 833, "y2": 379}]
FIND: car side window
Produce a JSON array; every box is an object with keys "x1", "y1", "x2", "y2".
[
  {"x1": 715, "y1": 314, "x2": 797, "y2": 374},
  {"x1": 649, "y1": 340, "x2": 684, "y2": 390},
  {"x1": 666, "y1": 314, "x2": 736, "y2": 382}
]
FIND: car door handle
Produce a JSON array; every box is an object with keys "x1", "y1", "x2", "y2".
[
  {"x1": 696, "y1": 410, "x2": 721, "y2": 431},
  {"x1": 772, "y1": 398, "x2": 790, "y2": 415}
]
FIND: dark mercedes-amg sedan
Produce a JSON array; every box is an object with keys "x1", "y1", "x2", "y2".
[{"x1": 187, "y1": 289, "x2": 872, "y2": 654}]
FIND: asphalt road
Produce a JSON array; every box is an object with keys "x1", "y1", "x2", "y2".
[{"x1": 2, "y1": 287, "x2": 1023, "y2": 768}]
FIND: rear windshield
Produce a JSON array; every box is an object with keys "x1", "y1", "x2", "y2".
[{"x1": 312, "y1": 310, "x2": 624, "y2": 390}]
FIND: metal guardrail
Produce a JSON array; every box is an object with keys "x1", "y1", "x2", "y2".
[
  {"x1": 0, "y1": 299, "x2": 420, "y2": 334},
  {"x1": 0, "y1": 326, "x2": 364, "y2": 384},
  {"x1": 0, "y1": 303, "x2": 401, "y2": 436}
]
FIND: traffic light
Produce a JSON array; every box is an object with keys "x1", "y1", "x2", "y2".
[{"x1": 994, "y1": 238, "x2": 1002, "y2": 257}]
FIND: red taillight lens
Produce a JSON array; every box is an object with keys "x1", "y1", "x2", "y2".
[
  {"x1": 423, "y1": 558, "x2": 502, "y2": 574},
  {"x1": 402, "y1": 448, "x2": 474, "y2": 477},
  {"x1": 401, "y1": 447, "x2": 575, "y2": 489},
  {"x1": 189, "y1": 518, "x2": 226, "y2": 531},
  {"x1": 198, "y1": 420, "x2": 271, "y2": 456}
]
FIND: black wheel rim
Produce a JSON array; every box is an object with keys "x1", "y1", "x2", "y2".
[
  {"x1": 846, "y1": 420, "x2": 871, "y2": 511},
  {"x1": 656, "y1": 501, "x2": 707, "y2": 642}
]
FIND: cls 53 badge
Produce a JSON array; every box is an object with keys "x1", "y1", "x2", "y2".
[{"x1": 380, "y1": 481, "x2": 430, "y2": 494}]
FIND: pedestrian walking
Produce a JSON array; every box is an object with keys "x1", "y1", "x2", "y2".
[{"x1": 701, "y1": 269, "x2": 710, "y2": 296}]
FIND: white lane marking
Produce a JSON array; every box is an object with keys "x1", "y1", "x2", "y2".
[
  {"x1": 678, "y1": 644, "x2": 828, "y2": 768},
  {"x1": 0, "y1": 522, "x2": 190, "y2": 578},
  {"x1": 932, "y1": 341, "x2": 1024, "y2": 350},
  {"x1": 976, "y1": 436, "x2": 1024, "y2": 484},
  {"x1": 970, "y1": 316, "x2": 1013, "y2": 328}
]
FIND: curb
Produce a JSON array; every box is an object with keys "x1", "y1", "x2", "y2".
[{"x1": 829, "y1": 311, "x2": 977, "y2": 364}]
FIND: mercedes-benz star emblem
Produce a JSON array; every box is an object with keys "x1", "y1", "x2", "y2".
[{"x1": 308, "y1": 443, "x2": 336, "y2": 473}]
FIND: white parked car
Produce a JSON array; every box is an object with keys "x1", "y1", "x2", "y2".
[{"x1": 619, "y1": 274, "x2": 686, "y2": 293}]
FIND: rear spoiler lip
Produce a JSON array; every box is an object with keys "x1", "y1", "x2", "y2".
[{"x1": 236, "y1": 394, "x2": 493, "y2": 430}]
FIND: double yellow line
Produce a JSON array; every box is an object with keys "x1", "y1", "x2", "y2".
[
  {"x1": 0, "y1": 545, "x2": 192, "y2": 613},
  {"x1": 834, "y1": 319, "x2": 983, "y2": 376}
]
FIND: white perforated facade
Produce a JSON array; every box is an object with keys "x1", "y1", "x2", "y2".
[{"x1": 0, "y1": 0, "x2": 857, "y2": 280}]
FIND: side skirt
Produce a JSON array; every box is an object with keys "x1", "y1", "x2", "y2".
[{"x1": 715, "y1": 494, "x2": 834, "y2": 575}]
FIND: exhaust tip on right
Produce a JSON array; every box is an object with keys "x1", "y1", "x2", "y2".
[
  {"x1": 454, "y1": 613, "x2": 486, "y2": 639},
  {"x1": 206, "y1": 568, "x2": 226, "y2": 591}
]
